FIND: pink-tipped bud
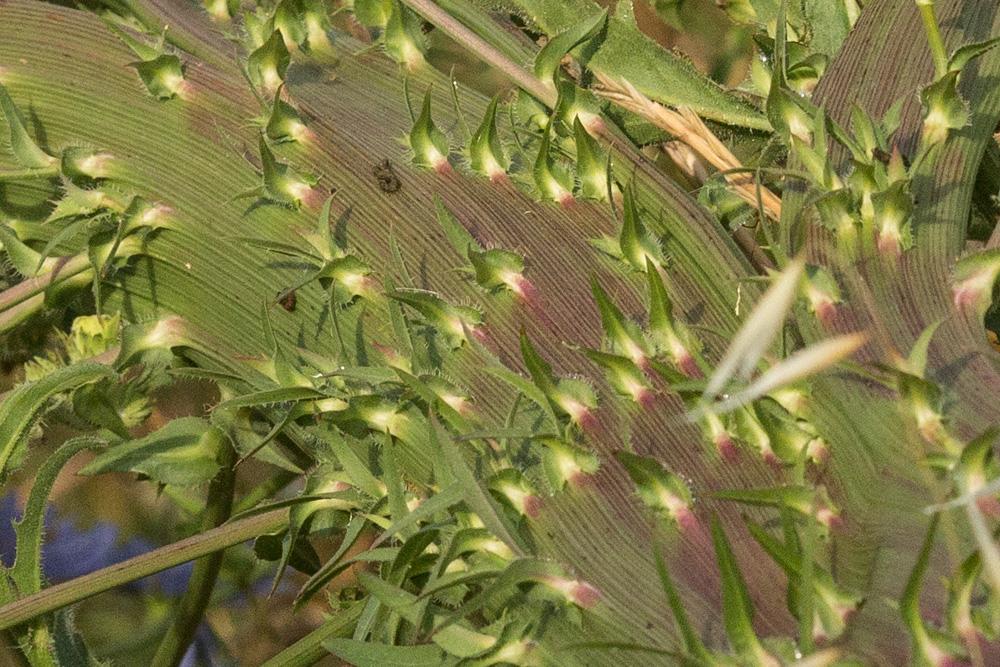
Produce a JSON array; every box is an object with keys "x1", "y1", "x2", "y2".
[
  {"x1": 541, "y1": 577, "x2": 602, "y2": 609},
  {"x1": 977, "y1": 495, "x2": 1000, "y2": 518},
  {"x1": 676, "y1": 351, "x2": 701, "y2": 378},
  {"x1": 762, "y1": 448, "x2": 783, "y2": 470},
  {"x1": 807, "y1": 438, "x2": 830, "y2": 465},
  {"x1": 433, "y1": 157, "x2": 453, "y2": 175},
  {"x1": 557, "y1": 191, "x2": 576, "y2": 209},
  {"x1": 876, "y1": 229, "x2": 902, "y2": 259},
  {"x1": 715, "y1": 433, "x2": 739, "y2": 463},
  {"x1": 674, "y1": 506, "x2": 699, "y2": 533},
  {"x1": 635, "y1": 387, "x2": 656, "y2": 410},
  {"x1": 814, "y1": 298, "x2": 838, "y2": 327},
  {"x1": 816, "y1": 507, "x2": 843, "y2": 530},
  {"x1": 523, "y1": 494, "x2": 543, "y2": 519}
]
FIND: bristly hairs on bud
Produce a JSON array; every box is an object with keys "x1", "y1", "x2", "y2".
[
  {"x1": 247, "y1": 30, "x2": 291, "y2": 94},
  {"x1": 532, "y1": 123, "x2": 574, "y2": 207},
  {"x1": 408, "y1": 89, "x2": 451, "y2": 173},
  {"x1": 468, "y1": 96, "x2": 509, "y2": 183},
  {"x1": 384, "y1": 0, "x2": 427, "y2": 71}
]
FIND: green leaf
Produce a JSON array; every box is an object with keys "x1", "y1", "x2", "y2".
[
  {"x1": 0, "y1": 363, "x2": 113, "y2": 480},
  {"x1": 434, "y1": 196, "x2": 480, "y2": 257},
  {"x1": 80, "y1": 416, "x2": 227, "y2": 486},
  {"x1": 430, "y1": 419, "x2": 524, "y2": 557},
  {"x1": 710, "y1": 518, "x2": 772, "y2": 665},
  {"x1": 6, "y1": 435, "x2": 107, "y2": 599},
  {"x1": 653, "y1": 548, "x2": 711, "y2": 663},
  {"x1": 216, "y1": 386, "x2": 330, "y2": 410},
  {"x1": 508, "y1": 0, "x2": 769, "y2": 129},
  {"x1": 295, "y1": 514, "x2": 369, "y2": 607},
  {"x1": 323, "y1": 638, "x2": 448, "y2": 666},
  {"x1": 0, "y1": 82, "x2": 56, "y2": 168},
  {"x1": 948, "y1": 37, "x2": 1000, "y2": 73},
  {"x1": 532, "y1": 8, "x2": 608, "y2": 87}
]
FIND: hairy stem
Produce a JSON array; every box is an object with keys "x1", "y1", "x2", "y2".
[
  {"x1": 916, "y1": 0, "x2": 948, "y2": 78},
  {"x1": 150, "y1": 442, "x2": 238, "y2": 667},
  {"x1": 0, "y1": 510, "x2": 287, "y2": 632},
  {"x1": 400, "y1": 0, "x2": 555, "y2": 106},
  {"x1": 0, "y1": 294, "x2": 44, "y2": 335},
  {"x1": 0, "y1": 254, "x2": 92, "y2": 314},
  {"x1": 0, "y1": 166, "x2": 58, "y2": 181}
]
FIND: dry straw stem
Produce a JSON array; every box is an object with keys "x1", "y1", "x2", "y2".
[{"x1": 594, "y1": 74, "x2": 783, "y2": 221}]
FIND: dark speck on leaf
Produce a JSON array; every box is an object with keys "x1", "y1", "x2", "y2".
[
  {"x1": 373, "y1": 158, "x2": 401, "y2": 193},
  {"x1": 278, "y1": 289, "x2": 297, "y2": 312}
]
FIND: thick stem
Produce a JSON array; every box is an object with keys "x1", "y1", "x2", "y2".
[
  {"x1": 400, "y1": 0, "x2": 555, "y2": 107},
  {"x1": 0, "y1": 510, "x2": 287, "y2": 632},
  {"x1": 0, "y1": 166, "x2": 58, "y2": 182},
  {"x1": 916, "y1": 1, "x2": 948, "y2": 78},
  {"x1": 0, "y1": 294, "x2": 44, "y2": 335},
  {"x1": 150, "y1": 442, "x2": 238, "y2": 667},
  {"x1": 0, "y1": 254, "x2": 92, "y2": 314}
]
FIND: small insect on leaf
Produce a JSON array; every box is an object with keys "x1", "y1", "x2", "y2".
[
  {"x1": 278, "y1": 289, "x2": 297, "y2": 312},
  {"x1": 372, "y1": 158, "x2": 401, "y2": 193}
]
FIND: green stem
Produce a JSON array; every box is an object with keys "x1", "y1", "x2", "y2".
[
  {"x1": 0, "y1": 510, "x2": 287, "y2": 632},
  {"x1": 0, "y1": 254, "x2": 92, "y2": 314},
  {"x1": 0, "y1": 166, "x2": 58, "y2": 182},
  {"x1": 916, "y1": 0, "x2": 948, "y2": 78},
  {"x1": 260, "y1": 603, "x2": 363, "y2": 667},
  {"x1": 400, "y1": 0, "x2": 556, "y2": 107},
  {"x1": 0, "y1": 294, "x2": 45, "y2": 335},
  {"x1": 150, "y1": 442, "x2": 238, "y2": 667}
]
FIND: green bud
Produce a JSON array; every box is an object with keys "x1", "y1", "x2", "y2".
[
  {"x1": 60, "y1": 147, "x2": 117, "y2": 181},
  {"x1": 489, "y1": 469, "x2": 542, "y2": 518},
  {"x1": 259, "y1": 136, "x2": 321, "y2": 208},
  {"x1": 132, "y1": 54, "x2": 188, "y2": 100},
  {"x1": 540, "y1": 437, "x2": 599, "y2": 490},
  {"x1": 317, "y1": 254, "x2": 374, "y2": 304},
  {"x1": 583, "y1": 349, "x2": 653, "y2": 408},
  {"x1": 384, "y1": 0, "x2": 427, "y2": 70},
  {"x1": 616, "y1": 451, "x2": 696, "y2": 530},
  {"x1": 408, "y1": 90, "x2": 451, "y2": 173},
  {"x1": 273, "y1": 0, "x2": 308, "y2": 50},
  {"x1": 388, "y1": 288, "x2": 484, "y2": 349},
  {"x1": 265, "y1": 87, "x2": 313, "y2": 144},
  {"x1": 247, "y1": 30, "x2": 290, "y2": 93},
  {"x1": 572, "y1": 117, "x2": 612, "y2": 201},
  {"x1": 803, "y1": 264, "x2": 841, "y2": 326},
  {"x1": 468, "y1": 96, "x2": 508, "y2": 182},
  {"x1": 619, "y1": 182, "x2": 665, "y2": 271},
  {"x1": 591, "y1": 278, "x2": 650, "y2": 369},
  {"x1": 920, "y1": 71, "x2": 968, "y2": 147},
  {"x1": 872, "y1": 181, "x2": 913, "y2": 258},
  {"x1": 533, "y1": 124, "x2": 574, "y2": 206},
  {"x1": 952, "y1": 248, "x2": 1000, "y2": 316},
  {"x1": 468, "y1": 247, "x2": 529, "y2": 297}
]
